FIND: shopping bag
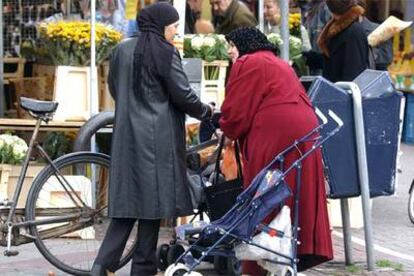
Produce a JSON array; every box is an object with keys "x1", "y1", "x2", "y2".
[{"x1": 204, "y1": 136, "x2": 243, "y2": 221}]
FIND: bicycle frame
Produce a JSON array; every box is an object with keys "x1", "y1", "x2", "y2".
[{"x1": 2, "y1": 117, "x2": 92, "y2": 255}]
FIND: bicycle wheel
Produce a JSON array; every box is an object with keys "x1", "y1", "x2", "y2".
[{"x1": 26, "y1": 152, "x2": 138, "y2": 275}]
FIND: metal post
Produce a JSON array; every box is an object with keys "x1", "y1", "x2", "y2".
[
  {"x1": 340, "y1": 198, "x2": 353, "y2": 265},
  {"x1": 279, "y1": 0, "x2": 289, "y2": 61},
  {"x1": 0, "y1": 0, "x2": 4, "y2": 117},
  {"x1": 336, "y1": 82, "x2": 375, "y2": 271},
  {"x1": 90, "y1": 0, "x2": 98, "y2": 207},
  {"x1": 384, "y1": 0, "x2": 390, "y2": 19},
  {"x1": 90, "y1": 0, "x2": 98, "y2": 153},
  {"x1": 67, "y1": 0, "x2": 71, "y2": 17},
  {"x1": 173, "y1": 0, "x2": 185, "y2": 38},
  {"x1": 258, "y1": 0, "x2": 264, "y2": 32}
]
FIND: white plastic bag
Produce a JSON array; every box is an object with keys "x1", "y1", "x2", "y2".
[{"x1": 234, "y1": 205, "x2": 292, "y2": 264}]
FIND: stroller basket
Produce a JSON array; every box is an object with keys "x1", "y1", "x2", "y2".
[{"x1": 167, "y1": 109, "x2": 343, "y2": 276}]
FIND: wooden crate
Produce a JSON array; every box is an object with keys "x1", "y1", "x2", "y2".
[
  {"x1": 4, "y1": 58, "x2": 26, "y2": 83},
  {"x1": 201, "y1": 60, "x2": 229, "y2": 108},
  {"x1": 33, "y1": 64, "x2": 115, "y2": 112},
  {"x1": 32, "y1": 64, "x2": 56, "y2": 98},
  {"x1": 0, "y1": 164, "x2": 45, "y2": 208},
  {"x1": 53, "y1": 66, "x2": 94, "y2": 121},
  {"x1": 98, "y1": 62, "x2": 115, "y2": 111},
  {"x1": 9, "y1": 77, "x2": 52, "y2": 118}
]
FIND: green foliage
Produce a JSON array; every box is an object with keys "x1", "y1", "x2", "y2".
[
  {"x1": 376, "y1": 259, "x2": 404, "y2": 272},
  {"x1": 345, "y1": 264, "x2": 362, "y2": 273},
  {"x1": 42, "y1": 132, "x2": 73, "y2": 160}
]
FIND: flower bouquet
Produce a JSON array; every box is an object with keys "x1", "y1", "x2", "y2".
[
  {"x1": 267, "y1": 33, "x2": 302, "y2": 60},
  {"x1": 288, "y1": 13, "x2": 302, "y2": 38},
  {"x1": 184, "y1": 34, "x2": 229, "y2": 80},
  {"x1": 37, "y1": 21, "x2": 122, "y2": 66},
  {"x1": 267, "y1": 14, "x2": 307, "y2": 76},
  {"x1": 0, "y1": 134, "x2": 28, "y2": 165}
]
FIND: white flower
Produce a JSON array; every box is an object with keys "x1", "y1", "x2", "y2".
[
  {"x1": 191, "y1": 36, "x2": 204, "y2": 50},
  {"x1": 0, "y1": 134, "x2": 28, "y2": 163},
  {"x1": 13, "y1": 145, "x2": 26, "y2": 159},
  {"x1": 216, "y1": 35, "x2": 227, "y2": 43},
  {"x1": 267, "y1": 33, "x2": 283, "y2": 46},
  {"x1": 289, "y1": 36, "x2": 302, "y2": 48},
  {"x1": 203, "y1": 37, "x2": 216, "y2": 48}
]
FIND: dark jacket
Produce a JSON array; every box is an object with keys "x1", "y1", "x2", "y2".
[
  {"x1": 107, "y1": 37, "x2": 211, "y2": 219},
  {"x1": 318, "y1": 5, "x2": 370, "y2": 83},
  {"x1": 215, "y1": 0, "x2": 257, "y2": 34},
  {"x1": 322, "y1": 21, "x2": 369, "y2": 82}
]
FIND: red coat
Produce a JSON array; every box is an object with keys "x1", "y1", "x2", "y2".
[{"x1": 220, "y1": 51, "x2": 333, "y2": 273}]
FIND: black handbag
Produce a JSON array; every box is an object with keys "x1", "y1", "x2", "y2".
[{"x1": 204, "y1": 136, "x2": 244, "y2": 221}]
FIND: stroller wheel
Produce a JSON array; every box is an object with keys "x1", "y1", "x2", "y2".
[
  {"x1": 165, "y1": 263, "x2": 203, "y2": 276},
  {"x1": 282, "y1": 266, "x2": 295, "y2": 276},
  {"x1": 227, "y1": 256, "x2": 242, "y2": 275},
  {"x1": 167, "y1": 244, "x2": 185, "y2": 265},
  {"x1": 156, "y1": 243, "x2": 170, "y2": 271},
  {"x1": 214, "y1": 256, "x2": 242, "y2": 275}
]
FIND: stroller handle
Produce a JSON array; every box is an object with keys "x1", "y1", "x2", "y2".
[
  {"x1": 315, "y1": 108, "x2": 328, "y2": 125},
  {"x1": 328, "y1": 110, "x2": 344, "y2": 128}
]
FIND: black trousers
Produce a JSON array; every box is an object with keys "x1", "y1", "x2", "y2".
[{"x1": 93, "y1": 218, "x2": 161, "y2": 275}]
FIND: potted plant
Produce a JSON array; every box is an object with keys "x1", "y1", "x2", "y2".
[
  {"x1": 0, "y1": 134, "x2": 44, "y2": 208},
  {"x1": 184, "y1": 34, "x2": 229, "y2": 80},
  {"x1": 184, "y1": 34, "x2": 229, "y2": 107},
  {"x1": 32, "y1": 21, "x2": 122, "y2": 120}
]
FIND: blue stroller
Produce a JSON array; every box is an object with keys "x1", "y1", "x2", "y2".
[{"x1": 164, "y1": 109, "x2": 343, "y2": 276}]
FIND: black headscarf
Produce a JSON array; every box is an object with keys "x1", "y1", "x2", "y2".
[
  {"x1": 225, "y1": 27, "x2": 278, "y2": 58},
  {"x1": 134, "y1": 3, "x2": 179, "y2": 90}
]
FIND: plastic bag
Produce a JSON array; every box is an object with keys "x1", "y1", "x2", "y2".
[
  {"x1": 221, "y1": 142, "x2": 242, "y2": 181},
  {"x1": 234, "y1": 206, "x2": 292, "y2": 267}
]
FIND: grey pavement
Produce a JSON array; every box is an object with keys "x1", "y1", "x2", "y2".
[{"x1": 0, "y1": 144, "x2": 413, "y2": 275}]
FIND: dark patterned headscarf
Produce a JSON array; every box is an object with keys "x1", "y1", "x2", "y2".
[{"x1": 225, "y1": 27, "x2": 278, "y2": 58}]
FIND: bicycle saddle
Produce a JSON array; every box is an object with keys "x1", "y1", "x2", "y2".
[{"x1": 20, "y1": 97, "x2": 58, "y2": 115}]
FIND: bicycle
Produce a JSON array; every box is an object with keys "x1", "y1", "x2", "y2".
[{"x1": 0, "y1": 97, "x2": 138, "y2": 275}]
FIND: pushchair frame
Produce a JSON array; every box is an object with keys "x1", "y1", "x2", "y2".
[{"x1": 166, "y1": 109, "x2": 343, "y2": 276}]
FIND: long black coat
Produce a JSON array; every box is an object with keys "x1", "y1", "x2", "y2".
[
  {"x1": 107, "y1": 37, "x2": 211, "y2": 219},
  {"x1": 322, "y1": 21, "x2": 369, "y2": 83}
]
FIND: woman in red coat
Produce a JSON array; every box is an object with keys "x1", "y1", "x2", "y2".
[{"x1": 220, "y1": 27, "x2": 333, "y2": 274}]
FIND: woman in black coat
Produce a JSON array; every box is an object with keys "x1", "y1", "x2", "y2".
[
  {"x1": 91, "y1": 3, "x2": 213, "y2": 275},
  {"x1": 318, "y1": 0, "x2": 369, "y2": 82}
]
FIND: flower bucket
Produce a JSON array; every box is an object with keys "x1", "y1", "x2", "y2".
[{"x1": 201, "y1": 60, "x2": 229, "y2": 108}]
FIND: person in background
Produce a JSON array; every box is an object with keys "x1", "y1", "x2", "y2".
[
  {"x1": 90, "y1": 3, "x2": 213, "y2": 275},
  {"x1": 210, "y1": 0, "x2": 257, "y2": 34},
  {"x1": 186, "y1": 0, "x2": 202, "y2": 33},
  {"x1": 220, "y1": 26, "x2": 333, "y2": 275},
  {"x1": 263, "y1": 0, "x2": 311, "y2": 52},
  {"x1": 318, "y1": 0, "x2": 369, "y2": 82},
  {"x1": 186, "y1": 0, "x2": 215, "y2": 34},
  {"x1": 358, "y1": 0, "x2": 393, "y2": 70},
  {"x1": 297, "y1": 0, "x2": 331, "y2": 74}
]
